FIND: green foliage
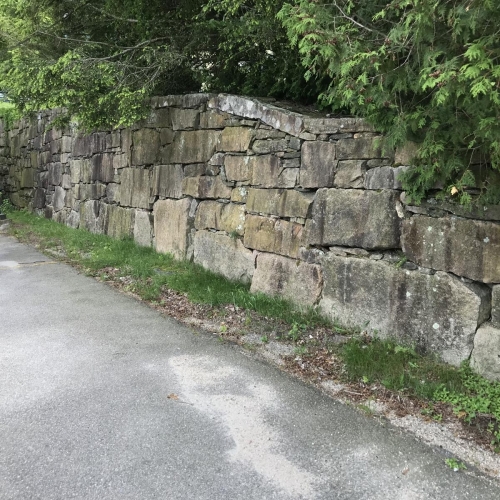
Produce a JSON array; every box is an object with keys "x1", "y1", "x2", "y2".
[
  {"x1": 0, "y1": 101, "x2": 20, "y2": 129},
  {"x1": 278, "y1": 0, "x2": 500, "y2": 205}
]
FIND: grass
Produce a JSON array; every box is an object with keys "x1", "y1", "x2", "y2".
[
  {"x1": 341, "y1": 335, "x2": 500, "y2": 449},
  {"x1": 4, "y1": 208, "x2": 330, "y2": 328},
  {"x1": 0, "y1": 102, "x2": 20, "y2": 129}
]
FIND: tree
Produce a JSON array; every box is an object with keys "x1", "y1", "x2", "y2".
[{"x1": 278, "y1": 0, "x2": 500, "y2": 205}]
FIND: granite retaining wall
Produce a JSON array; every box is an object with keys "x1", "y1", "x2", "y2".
[{"x1": 1, "y1": 93, "x2": 500, "y2": 379}]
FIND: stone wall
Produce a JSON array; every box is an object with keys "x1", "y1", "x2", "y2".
[{"x1": 1, "y1": 93, "x2": 500, "y2": 379}]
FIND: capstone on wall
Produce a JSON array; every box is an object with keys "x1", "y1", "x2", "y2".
[{"x1": 1, "y1": 93, "x2": 500, "y2": 379}]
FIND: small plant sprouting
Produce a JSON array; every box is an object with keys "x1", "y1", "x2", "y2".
[
  {"x1": 445, "y1": 458, "x2": 467, "y2": 472},
  {"x1": 260, "y1": 335, "x2": 269, "y2": 343}
]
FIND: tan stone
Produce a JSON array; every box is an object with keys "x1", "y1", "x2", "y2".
[
  {"x1": 246, "y1": 188, "x2": 313, "y2": 219},
  {"x1": 152, "y1": 164, "x2": 184, "y2": 199},
  {"x1": 132, "y1": 129, "x2": 160, "y2": 165},
  {"x1": 154, "y1": 198, "x2": 193, "y2": 260},
  {"x1": 471, "y1": 323, "x2": 500, "y2": 381},
  {"x1": 300, "y1": 141, "x2": 336, "y2": 188},
  {"x1": 250, "y1": 253, "x2": 322, "y2": 307},
  {"x1": 334, "y1": 160, "x2": 365, "y2": 188},
  {"x1": 193, "y1": 231, "x2": 255, "y2": 284},
  {"x1": 320, "y1": 254, "x2": 491, "y2": 366},
  {"x1": 231, "y1": 187, "x2": 248, "y2": 203},
  {"x1": 80, "y1": 200, "x2": 100, "y2": 233},
  {"x1": 243, "y1": 215, "x2": 303, "y2": 258},
  {"x1": 170, "y1": 108, "x2": 200, "y2": 130},
  {"x1": 166, "y1": 130, "x2": 221, "y2": 164},
  {"x1": 119, "y1": 168, "x2": 152, "y2": 209},
  {"x1": 402, "y1": 215, "x2": 500, "y2": 283},
  {"x1": 199, "y1": 110, "x2": 229, "y2": 129},
  {"x1": 217, "y1": 127, "x2": 254, "y2": 152},
  {"x1": 224, "y1": 156, "x2": 252, "y2": 182},
  {"x1": 195, "y1": 201, "x2": 246, "y2": 235},
  {"x1": 182, "y1": 175, "x2": 232, "y2": 199},
  {"x1": 305, "y1": 189, "x2": 401, "y2": 250}
]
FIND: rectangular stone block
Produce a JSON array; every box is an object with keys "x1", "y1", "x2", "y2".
[
  {"x1": 80, "y1": 200, "x2": 100, "y2": 233},
  {"x1": 250, "y1": 253, "x2": 322, "y2": 307},
  {"x1": 194, "y1": 201, "x2": 245, "y2": 235},
  {"x1": 152, "y1": 164, "x2": 184, "y2": 199},
  {"x1": 334, "y1": 160, "x2": 365, "y2": 188},
  {"x1": 305, "y1": 189, "x2": 401, "y2": 250},
  {"x1": 48, "y1": 163, "x2": 63, "y2": 186},
  {"x1": 166, "y1": 130, "x2": 221, "y2": 163},
  {"x1": 471, "y1": 323, "x2": 500, "y2": 381},
  {"x1": 132, "y1": 129, "x2": 160, "y2": 165},
  {"x1": 170, "y1": 108, "x2": 199, "y2": 130},
  {"x1": 119, "y1": 168, "x2": 152, "y2": 209},
  {"x1": 153, "y1": 198, "x2": 193, "y2": 260},
  {"x1": 182, "y1": 176, "x2": 232, "y2": 199},
  {"x1": 364, "y1": 166, "x2": 409, "y2": 190},
  {"x1": 320, "y1": 254, "x2": 491, "y2": 365},
  {"x1": 402, "y1": 216, "x2": 500, "y2": 283},
  {"x1": 91, "y1": 154, "x2": 114, "y2": 183},
  {"x1": 134, "y1": 210, "x2": 152, "y2": 247},
  {"x1": 300, "y1": 141, "x2": 336, "y2": 188},
  {"x1": 337, "y1": 136, "x2": 386, "y2": 160},
  {"x1": 193, "y1": 231, "x2": 255, "y2": 284},
  {"x1": 217, "y1": 127, "x2": 254, "y2": 152},
  {"x1": 99, "y1": 204, "x2": 135, "y2": 239},
  {"x1": 243, "y1": 215, "x2": 303, "y2": 258},
  {"x1": 224, "y1": 156, "x2": 252, "y2": 183},
  {"x1": 246, "y1": 189, "x2": 313, "y2": 219}
]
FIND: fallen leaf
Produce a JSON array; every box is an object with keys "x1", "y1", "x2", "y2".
[
  {"x1": 450, "y1": 186, "x2": 459, "y2": 196},
  {"x1": 167, "y1": 393, "x2": 179, "y2": 400},
  {"x1": 402, "y1": 466, "x2": 409, "y2": 475}
]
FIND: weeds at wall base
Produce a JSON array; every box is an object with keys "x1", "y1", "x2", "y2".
[{"x1": 5, "y1": 208, "x2": 500, "y2": 453}]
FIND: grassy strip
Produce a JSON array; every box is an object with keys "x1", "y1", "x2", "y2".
[
  {"x1": 341, "y1": 335, "x2": 500, "y2": 449},
  {"x1": 4, "y1": 207, "x2": 500, "y2": 450},
  {"x1": 4, "y1": 208, "x2": 330, "y2": 328}
]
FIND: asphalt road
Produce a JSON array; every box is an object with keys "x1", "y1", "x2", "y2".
[{"x1": 1, "y1": 234, "x2": 500, "y2": 499}]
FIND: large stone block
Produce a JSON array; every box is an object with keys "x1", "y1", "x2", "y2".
[
  {"x1": 246, "y1": 189, "x2": 313, "y2": 219},
  {"x1": 217, "y1": 127, "x2": 254, "y2": 152},
  {"x1": 250, "y1": 253, "x2": 322, "y2": 307},
  {"x1": 133, "y1": 210, "x2": 152, "y2": 247},
  {"x1": 152, "y1": 164, "x2": 184, "y2": 199},
  {"x1": 91, "y1": 154, "x2": 114, "y2": 182},
  {"x1": 334, "y1": 160, "x2": 365, "y2": 189},
  {"x1": 80, "y1": 200, "x2": 100, "y2": 233},
  {"x1": 402, "y1": 216, "x2": 500, "y2": 283},
  {"x1": 194, "y1": 201, "x2": 246, "y2": 235},
  {"x1": 320, "y1": 254, "x2": 491, "y2": 365},
  {"x1": 166, "y1": 130, "x2": 221, "y2": 164},
  {"x1": 300, "y1": 141, "x2": 336, "y2": 188},
  {"x1": 20, "y1": 169, "x2": 34, "y2": 188},
  {"x1": 99, "y1": 204, "x2": 135, "y2": 239},
  {"x1": 305, "y1": 189, "x2": 401, "y2": 249},
  {"x1": 132, "y1": 129, "x2": 160, "y2": 165},
  {"x1": 224, "y1": 156, "x2": 252, "y2": 182},
  {"x1": 182, "y1": 175, "x2": 232, "y2": 199},
  {"x1": 170, "y1": 108, "x2": 200, "y2": 130},
  {"x1": 244, "y1": 215, "x2": 303, "y2": 258},
  {"x1": 153, "y1": 198, "x2": 193, "y2": 260},
  {"x1": 193, "y1": 231, "x2": 255, "y2": 284},
  {"x1": 471, "y1": 323, "x2": 500, "y2": 381},
  {"x1": 337, "y1": 136, "x2": 387, "y2": 160},
  {"x1": 53, "y1": 186, "x2": 66, "y2": 212},
  {"x1": 119, "y1": 168, "x2": 152, "y2": 209},
  {"x1": 48, "y1": 163, "x2": 63, "y2": 186},
  {"x1": 364, "y1": 166, "x2": 409, "y2": 190}
]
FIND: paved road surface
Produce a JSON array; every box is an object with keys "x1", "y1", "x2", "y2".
[{"x1": 1, "y1": 234, "x2": 499, "y2": 499}]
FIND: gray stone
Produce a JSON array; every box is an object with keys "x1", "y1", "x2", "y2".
[
  {"x1": 119, "y1": 168, "x2": 152, "y2": 209},
  {"x1": 252, "y1": 139, "x2": 288, "y2": 154},
  {"x1": 334, "y1": 161, "x2": 366, "y2": 188},
  {"x1": 250, "y1": 253, "x2": 322, "y2": 307},
  {"x1": 53, "y1": 186, "x2": 66, "y2": 212},
  {"x1": 244, "y1": 215, "x2": 303, "y2": 258},
  {"x1": 153, "y1": 198, "x2": 193, "y2": 260},
  {"x1": 193, "y1": 231, "x2": 255, "y2": 284},
  {"x1": 182, "y1": 176, "x2": 232, "y2": 199},
  {"x1": 300, "y1": 142, "x2": 337, "y2": 188},
  {"x1": 209, "y1": 95, "x2": 304, "y2": 137},
  {"x1": 337, "y1": 137, "x2": 387, "y2": 160},
  {"x1": 365, "y1": 166, "x2": 410, "y2": 190},
  {"x1": 80, "y1": 183, "x2": 106, "y2": 201},
  {"x1": 70, "y1": 160, "x2": 83, "y2": 184},
  {"x1": 224, "y1": 156, "x2": 252, "y2": 183},
  {"x1": 492, "y1": 286, "x2": 500, "y2": 328},
  {"x1": 306, "y1": 189, "x2": 401, "y2": 250},
  {"x1": 48, "y1": 163, "x2": 63, "y2": 186},
  {"x1": 134, "y1": 210, "x2": 152, "y2": 247},
  {"x1": 66, "y1": 210, "x2": 80, "y2": 229},
  {"x1": 132, "y1": 129, "x2": 160, "y2": 165},
  {"x1": 471, "y1": 323, "x2": 500, "y2": 381},
  {"x1": 170, "y1": 108, "x2": 200, "y2": 130},
  {"x1": 184, "y1": 164, "x2": 207, "y2": 177},
  {"x1": 402, "y1": 216, "x2": 500, "y2": 283},
  {"x1": 395, "y1": 141, "x2": 419, "y2": 165},
  {"x1": 99, "y1": 204, "x2": 135, "y2": 239},
  {"x1": 91, "y1": 154, "x2": 114, "y2": 182},
  {"x1": 218, "y1": 127, "x2": 254, "y2": 152},
  {"x1": 80, "y1": 200, "x2": 100, "y2": 233},
  {"x1": 194, "y1": 201, "x2": 246, "y2": 235},
  {"x1": 320, "y1": 254, "x2": 491, "y2": 365},
  {"x1": 303, "y1": 117, "x2": 374, "y2": 135},
  {"x1": 166, "y1": 130, "x2": 221, "y2": 164},
  {"x1": 199, "y1": 111, "x2": 229, "y2": 129},
  {"x1": 105, "y1": 183, "x2": 120, "y2": 204},
  {"x1": 152, "y1": 164, "x2": 184, "y2": 199},
  {"x1": 152, "y1": 93, "x2": 213, "y2": 109},
  {"x1": 246, "y1": 189, "x2": 313, "y2": 219}
]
